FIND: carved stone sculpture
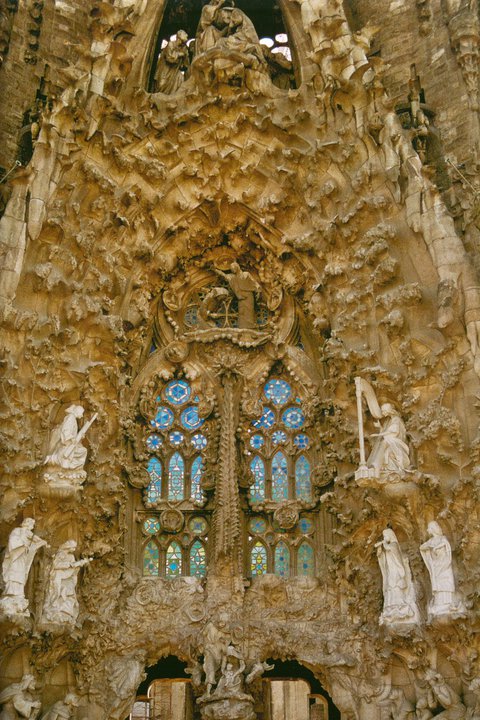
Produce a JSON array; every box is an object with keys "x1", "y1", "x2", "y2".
[
  {"x1": 0, "y1": 675, "x2": 41, "y2": 720},
  {"x1": 375, "y1": 529, "x2": 420, "y2": 628},
  {"x1": 0, "y1": 519, "x2": 48, "y2": 618},
  {"x1": 198, "y1": 646, "x2": 255, "y2": 720},
  {"x1": 213, "y1": 263, "x2": 260, "y2": 330},
  {"x1": 355, "y1": 378, "x2": 411, "y2": 484},
  {"x1": 420, "y1": 521, "x2": 466, "y2": 620},
  {"x1": 39, "y1": 694, "x2": 79, "y2": 720},
  {"x1": 43, "y1": 405, "x2": 97, "y2": 488},
  {"x1": 41, "y1": 541, "x2": 93, "y2": 627},
  {"x1": 153, "y1": 30, "x2": 189, "y2": 94},
  {"x1": 423, "y1": 669, "x2": 467, "y2": 719}
]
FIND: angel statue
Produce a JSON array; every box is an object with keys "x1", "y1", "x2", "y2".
[
  {"x1": 0, "y1": 674, "x2": 41, "y2": 720},
  {"x1": 43, "y1": 405, "x2": 97, "y2": 487},
  {"x1": 354, "y1": 378, "x2": 411, "y2": 482}
]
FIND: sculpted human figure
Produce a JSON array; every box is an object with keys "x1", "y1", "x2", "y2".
[
  {"x1": 0, "y1": 675, "x2": 41, "y2": 720},
  {"x1": 375, "y1": 529, "x2": 420, "y2": 626},
  {"x1": 44, "y1": 405, "x2": 97, "y2": 472},
  {"x1": 0, "y1": 519, "x2": 48, "y2": 617},
  {"x1": 424, "y1": 670, "x2": 466, "y2": 719},
  {"x1": 214, "y1": 263, "x2": 260, "y2": 329},
  {"x1": 39, "y1": 694, "x2": 79, "y2": 720},
  {"x1": 153, "y1": 30, "x2": 189, "y2": 94},
  {"x1": 203, "y1": 620, "x2": 230, "y2": 695},
  {"x1": 420, "y1": 521, "x2": 466, "y2": 619},
  {"x1": 42, "y1": 541, "x2": 93, "y2": 626}
]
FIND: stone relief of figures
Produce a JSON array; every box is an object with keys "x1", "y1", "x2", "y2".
[
  {"x1": 153, "y1": 30, "x2": 189, "y2": 94},
  {"x1": 355, "y1": 378, "x2": 411, "y2": 485},
  {"x1": 0, "y1": 518, "x2": 48, "y2": 618},
  {"x1": 198, "y1": 645, "x2": 257, "y2": 720},
  {"x1": 0, "y1": 675, "x2": 41, "y2": 720},
  {"x1": 41, "y1": 540, "x2": 93, "y2": 627},
  {"x1": 420, "y1": 521, "x2": 466, "y2": 620},
  {"x1": 39, "y1": 695, "x2": 79, "y2": 720},
  {"x1": 419, "y1": 669, "x2": 467, "y2": 719},
  {"x1": 43, "y1": 405, "x2": 97, "y2": 488},
  {"x1": 212, "y1": 263, "x2": 260, "y2": 330},
  {"x1": 375, "y1": 529, "x2": 420, "y2": 628}
]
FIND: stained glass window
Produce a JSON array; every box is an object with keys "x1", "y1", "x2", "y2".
[
  {"x1": 146, "y1": 458, "x2": 162, "y2": 503},
  {"x1": 191, "y1": 433, "x2": 207, "y2": 450},
  {"x1": 272, "y1": 430, "x2": 287, "y2": 445},
  {"x1": 169, "y1": 431, "x2": 184, "y2": 446},
  {"x1": 151, "y1": 406, "x2": 175, "y2": 430},
  {"x1": 250, "y1": 434, "x2": 265, "y2": 449},
  {"x1": 271, "y1": 452, "x2": 288, "y2": 501},
  {"x1": 144, "y1": 517, "x2": 161, "y2": 535},
  {"x1": 299, "y1": 516, "x2": 314, "y2": 534},
  {"x1": 168, "y1": 452, "x2": 185, "y2": 501},
  {"x1": 274, "y1": 541, "x2": 290, "y2": 577},
  {"x1": 190, "y1": 456, "x2": 203, "y2": 502},
  {"x1": 264, "y1": 379, "x2": 292, "y2": 406},
  {"x1": 146, "y1": 434, "x2": 162, "y2": 451},
  {"x1": 189, "y1": 516, "x2": 208, "y2": 535},
  {"x1": 252, "y1": 407, "x2": 275, "y2": 429},
  {"x1": 295, "y1": 455, "x2": 311, "y2": 500},
  {"x1": 249, "y1": 517, "x2": 268, "y2": 534},
  {"x1": 294, "y1": 434, "x2": 309, "y2": 449},
  {"x1": 250, "y1": 456, "x2": 266, "y2": 502},
  {"x1": 189, "y1": 540, "x2": 206, "y2": 576},
  {"x1": 281, "y1": 406, "x2": 305, "y2": 429},
  {"x1": 181, "y1": 406, "x2": 204, "y2": 430},
  {"x1": 166, "y1": 541, "x2": 182, "y2": 577},
  {"x1": 143, "y1": 541, "x2": 159, "y2": 576},
  {"x1": 297, "y1": 542, "x2": 314, "y2": 576},
  {"x1": 164, "y1": 379, "x2": 191, "y2": 405},
  {"x1": 251, "y1": 541, "x2": 268, "y2": 576}
]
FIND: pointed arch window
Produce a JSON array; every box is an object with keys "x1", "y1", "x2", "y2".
[
  {"x1": 251, "y1": 541, "x2": 268, "y2": 577},
  {"x1": 166, "y1": 542, "x2": 183, "y2": 577},
  {"x1": 189, "y1": 540, "x2": 207, "y2": 577},
  {"x1": 143, "y1": 541, "x2": 160, "y2": 577},
  {"x1": 274, "y1": 541, "x2": 290, "y2": 577},
  {"x1": 168, "y1": 452, "x2": 185, "y2": 501},
  {"x1": 271, "y1": 451, "x2": 288, "y2": 501},
  {"x1": 297, "y1": 542, "x2": 315, "y2": 577}
]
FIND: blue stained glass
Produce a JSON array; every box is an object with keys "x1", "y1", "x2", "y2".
[
  {"x1": 272, "y1": 430, "x2": 287, "y2": 445},
  {"x1": 249, "y1": 517, "x2": 268, "y2": 534},
  {"x1": 281, "y1": 406, "x2": 305, "y2": 429},
  {"x1": 271, "y1": 451, "x2": 288, "y2": 501},
  {"x1": 250, "y1": 456, "x2": 266, "y2": 502},
  {"x1": 297, "y1": 542, "x2": 315, "y2": 576},
  {"x1": 191, "y1": 433, "x2": 207, "y2": 450},
  {"x1": 181, "y1": 406, "x2": 204, "y2": 431},
  {"x1": 274, "y1": 541, "x2": 290, "y2": 577},
  {"x1": 251, "y1": 541, "x2": 267, "y2": 576},
  {"x1": 166, "y1": 541, "x2": 182, "y2": 577},
  {"x1": 299, "y1": 516, "x2": 314, "y2": 534},
  {"x1": 191, "y1": 456, "x2": 204, "y2": 502},
  {"x1": 146, "y1": 434, "x2": 162, "y2": 451},
  {"x1": 295, "y1": 455, "x2": 311, "y2": 500},
  {"x1": 189, "y1": 516, "x2": 208, "y2": 534},
  {"x1": 252, "y1": 407, "x2": 275, "y2": 429},
  {"x1": 146, "y1": 458, "x2": 162, "y2": 503},
  {"x1": 294, "y1": 434, "x2": 310, "y2": 449},
  {"x1": 169, "y1": 431, "x2": 184, "y2": 446},
  {"x1": 264, "y1": 379, "x2": 292, "y2": 406},
  {"x1": 250, "y1": 434, "x2": 265, "y2": 449},
  {"x1": 143, "y1": 541, "x2": 159, "y2": 576},
  {"x1": 151, "y1": 406, "x2": 174, "y2": 430},
  {"x1": 144, "y1": 517, "x2": 160, "y2": 535},
  {"x1": 189, "y1": 540, "x2": 206, "y2": 576},
  {"x1": 168, "y1": 452, "x2": 185, "y2": 501},
  {"x1": 164, "y1": 379, "x2": 191, "y2": 406}
]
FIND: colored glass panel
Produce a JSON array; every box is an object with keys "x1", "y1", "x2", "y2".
[
  {"x1": 297, "y1": 542, "x2": 315, "y2": 576},
  {"x1": 251, "y1": 542, "x2": 268, "y2": 576},
  {"x1": 169, "y1": 431, "x2": 184, "y2": 446},
  {"x1": 299, "y1": 516, "x2": 314, "y2": 534},
  {"x1": 143, "y1": 541, "x2": 159, "y2": 576},
  {"x1": 146, "y1": 458, "x2": 162, "y2": 503},
  {"x1": 181, "y1": 406, "x2": 204, "y2": 431},
  {"x1": 252, "y1": 407, "x2": 275, "y2": 429},
  {"x1": 250, "y1": 434, "x2": 265, "y2": 450},
  {"x1": 146, "y1": 434, "x2": 162, "y2": 451},
  {"x1": 281, "y1": 406, "x2": 305, "y2": 429},
  {"x1": 250, "y1": 456, "x2": 266, "y2": 502},
  {"x1": 274, "y1": 541, "x2": 290, "y2": 577},
  {"x1": 166, "y1": 541, "x2": 182, "y2": 577},
  {"x1": 164, "y1": 379, "x2": 191, "y2": 406},
  {"x1": 264, "y1": 379, "x2": 292, "y2": 406},
  {"x1": 271, "y1": 451, "x2": 288, "y2": 501},
  {"x1": 191, "y1": 433, "x2": 207, "y2": 450},
  {"x1": 272, "y1": 430, "x2": 287, "y2": 445},
  {"x1": 184, "y1": 306, "x2": 198, "y2": 327},
  {"x1": 151, "y1": 406, "x2": 174, "y2": 430},
  {"x1": 191, "y1": 456, "x2": 204, "y2": 502},
  {"x1": 248, "y1": 517, "x2": 268, "y2": 534},
  {"x1": 295, "y1": 455, "x2": 311, "y2": 500},
  {"x1": 294, "y1": 434, "x2": 310, "y2": 449},
  {"x1": 168, "y1": 452, "x2": 185, "y2": 501},
  {"x1": 189, "y1": 540, "x2": 206, "y2": 576},
  {"x1": 144, "y1": 517, "x2": 160, "y2": 535},
  {"x1": 189, "y1": 516, "x2": 208, "y2": 535}
]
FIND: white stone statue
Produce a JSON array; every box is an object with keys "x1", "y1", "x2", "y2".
[
  {"x1": 0, "y1": 519, "x2": 48, "y2": 618},
  {"x1": 420, "y1": 521, "x2": 466, "y2": 620},
  {"x1": 44, "y1": 405, "x2": 97, "y2": 486},
  {"x1": 39, "y1": 694, "x2": 79, "y2": 720},
  {"x1": 355, "y1": 378, "x2": 411, "y2": 482},
  {"x1": 0, "y1": 674, "x2": 41, "y2": 720},
  {"x1": 375, "y1": 529, "x2": 420, "y2": 627},
  {"x1": 42, "y1": 541, "x2": 92, "y2": 626}
]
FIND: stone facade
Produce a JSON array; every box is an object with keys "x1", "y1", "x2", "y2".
[{"x1": 1, "y1": 1, "x2": 480, "y2": 719}]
